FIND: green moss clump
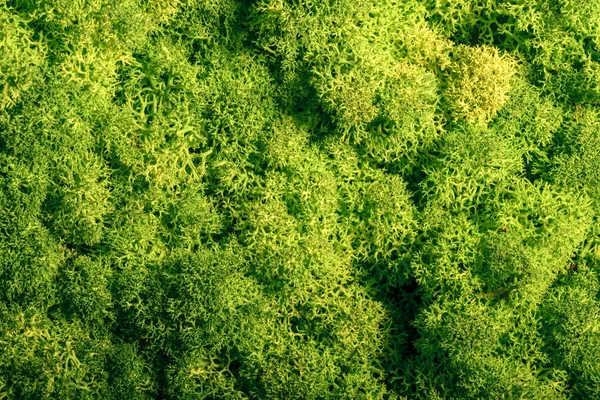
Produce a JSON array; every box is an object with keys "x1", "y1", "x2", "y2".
[
  {"x1": 0, "y1": 6, "x2": 45, "y2": 110},
  {"x1": 444, "y1": 44, "x2": 518, "y2": 124}
]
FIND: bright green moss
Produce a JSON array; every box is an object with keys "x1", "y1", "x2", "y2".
[
  {"x1": 444, "y1": 44, "x2": 518, "y2": 124},
  {"x1": 0, "y1": 156, "x2": 65, "y2": 308},
  {"x1": 480, "y1": 181, "x2": 593, "y2": 304},
  {"x1": 552, "y1": 104, "x2": 600, "y2": 260},
  {"x1": 421, "y1": 122, "x2": 523, "y2": 213},
  {"x1": 0, "y1": 5, "x2": 45, "y2": 110},
  {"x1": 0, "y1": 308, "x2": 116, "y2": 399},
  {"x1": 2, "y1": 1, "x2": 600, "y2": 399},
  {"x1": 414, "y1": 297, "x2": 568, "y2": 399},
  {"x1": 165, "y1": 347, "x2": 245, "y2": 399},
  {"x1": 47, "y1": 155, "x2": 111, "y2": 246},
  {"x1": 541, "y1": 263, "x2": 600, "y2": 397},
  {"x1": 490, "y1": 76, "x2": 564, "y2": 177}
]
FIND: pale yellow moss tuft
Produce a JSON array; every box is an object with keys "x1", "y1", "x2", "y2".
[{"x1": 445, "y1": 44, "x2": 518, "y2": 124}]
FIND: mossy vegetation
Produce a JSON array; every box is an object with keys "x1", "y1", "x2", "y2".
[{"x1": 1, "y1": 0, "x2": 600, "y2": 398}]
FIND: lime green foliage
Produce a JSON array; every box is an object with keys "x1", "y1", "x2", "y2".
[
  {"x1": 324, "y1": 138, "x2": 418, "y2": 286},
  {"x1": 541, "y1": 263, "x2": 600, "y2": 397},
  {"x1": 553, "y1": 104, "x2": 600, "y2": 258},
  {"x1": 59, "y1": 256, "x2": 113, "y2": 324},
  {"x1": 422, "y1": 0, "x2": 600, "y2": 102},
  {"x1": 48, "y1": 155, "x2": 111, "y2": 246},
  {"x1": 0, "y1": 5, "x2": 45, "y2": 110},
  {"x1": 444, "y1": 45, "x2": 517, "y2": 123},
  {"x1": 2, "y1": 0, "x2": 600, "y2": 399},
  {"x1": 250, "y1": 0, "x2": 441, "y2": 173},
  {"x1": 0, "y1": 308, "x2": 116, "y2": 399},
  {"x1": 0, "y1": 156, "x2": 65, "y2": 308}
]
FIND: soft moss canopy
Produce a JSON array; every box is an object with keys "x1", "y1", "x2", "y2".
[{"x1": 1, "y1": 0, "x2": 600, "y2": 399}]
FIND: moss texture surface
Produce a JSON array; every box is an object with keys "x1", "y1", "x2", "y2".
[{"x1": 1, "y1": 0, "x2": 600, "y2": 398}]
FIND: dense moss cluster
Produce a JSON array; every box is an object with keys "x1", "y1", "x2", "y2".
[{"x1": 1, "y1": 0, "x2": 600, "y2": 398}]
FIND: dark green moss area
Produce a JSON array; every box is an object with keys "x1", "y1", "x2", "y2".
[{"x1": 1, "y1": 0, "x2": 600, "y2": 398}]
